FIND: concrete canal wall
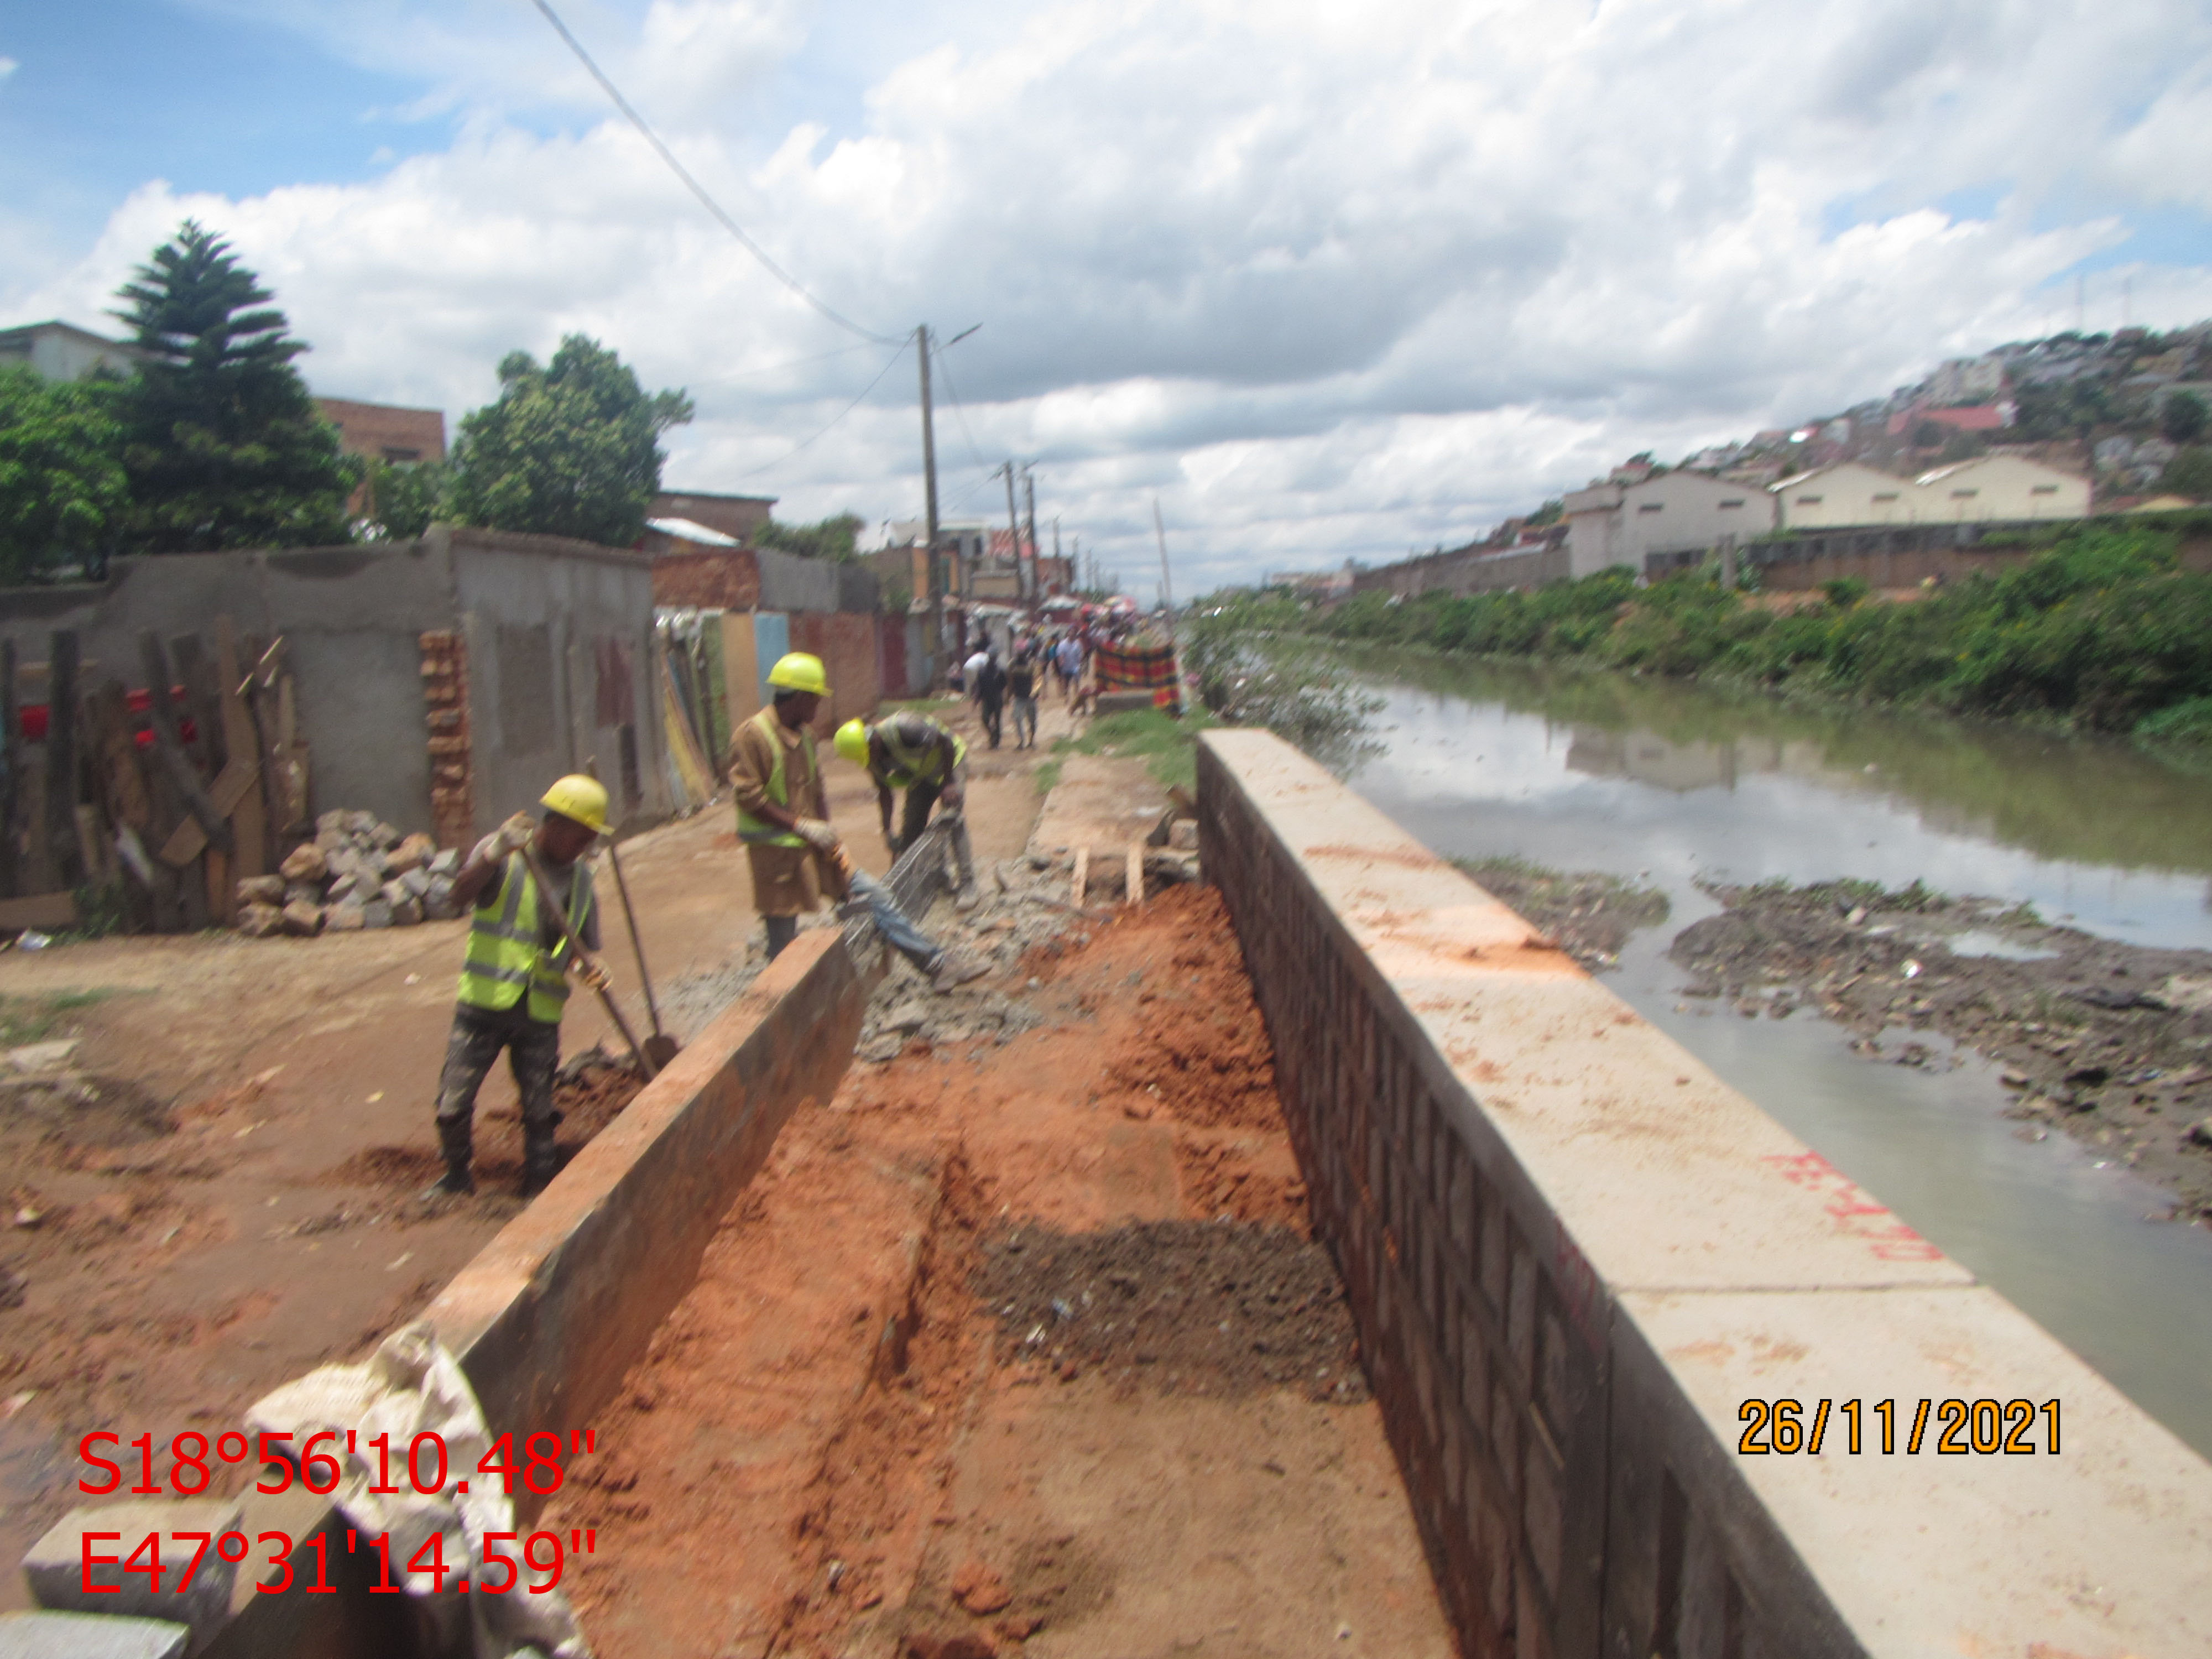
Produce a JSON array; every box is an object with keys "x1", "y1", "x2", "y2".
[{"x1": 1197, "y1": 727, "x2": 2212, "y2": 1659}]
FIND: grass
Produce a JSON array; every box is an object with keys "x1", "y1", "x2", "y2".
[
  {"x1": 0, "y1": 988, "x2": 120, "y2": 1048},
  {"x1": 1034, "y1": 758, "x2": 1063, "y2": 794},
  {"x1": 1049, "y1": 707, "x2": 1217, "y2": 792}
]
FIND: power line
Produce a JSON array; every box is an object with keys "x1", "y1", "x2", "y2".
[
  {"x1": 930, "y1": 341, "x2": 990, "y2": 469},
  {"x1": 528, "y1": 0, "x2": 900, "y2": 346},
  {"x1": 732, "y1": 335, "x2": 915, "y2": 479},
  {"x1": 689, "y1": 342, "x2": 879, "y2": 386}
]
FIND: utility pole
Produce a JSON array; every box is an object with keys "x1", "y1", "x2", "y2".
[
  {"x1": 1001, "y1": 461, "x2": 1023, "y2": 606},
  {"x1": 1022, "y1": 466, "x2": 1041, "y2": 607},
  {"x1": 917, "y1": 325, "x2": 943, "y2": 677},
  {"x1": 1154, "y1": 497, "x2": 1184, "y2": 711}
]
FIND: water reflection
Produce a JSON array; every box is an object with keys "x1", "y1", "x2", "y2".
[
  {"x1": 1338, "y1": 650, "x2": 2212, "y2": 950},
  {"x1": 1329, "y1": 651, "x2": 2212, "y2": 1458}
]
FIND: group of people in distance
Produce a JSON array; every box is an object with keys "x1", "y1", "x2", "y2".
[
  {"x1": 424, "y1": 650, "x2": 995, "y2": 1201},
  {"x1": 955, "y1": 628, "x2": 1093, "y2": 749}
]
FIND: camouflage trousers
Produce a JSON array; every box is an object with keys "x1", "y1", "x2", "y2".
[{"x1": 435, "y1": 1001, "x2": 560, "y2": 1131}]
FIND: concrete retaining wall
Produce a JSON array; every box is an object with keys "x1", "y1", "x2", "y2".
[{"x1": 1197, "y1": 729, "x2": 2212, "y2": 1659}]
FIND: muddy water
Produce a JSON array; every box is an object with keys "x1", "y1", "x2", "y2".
[{"x1": 1336, "y1": 654, "x2": 2212, "y2": 1458}]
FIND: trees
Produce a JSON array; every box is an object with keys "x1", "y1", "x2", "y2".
[
  {"x1": 362, "y1": 458, "x2": 449, "y2": 540},
  {"x1": 2161, "y1": 391, "x2": 2208, "y2": 446},
  {"x1": 112, "y1": 221, "x2": 358, "y2": 551},
  {"x1": 446, "y1": 336, "x2": 691, "y2": 546},
  {"x1": 0, "y1": 368, "x2": 129, "y2": 582},
  {"x1": 2161, "y1": 447, "x2": 2212, "y2": 501},
  {"x1": 757, "y1": 512, "x2": 863, "y2": 562}
]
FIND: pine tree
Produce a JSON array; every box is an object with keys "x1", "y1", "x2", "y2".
[{"x1": 112, "y1": 222, "x2": 359, "y2": 552}]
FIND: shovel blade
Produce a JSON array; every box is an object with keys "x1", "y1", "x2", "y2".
[{"x1": 641, "y1": 1034, "x2": 681, "y2": 1072}]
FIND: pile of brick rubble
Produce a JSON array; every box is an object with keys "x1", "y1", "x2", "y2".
[{"x1": 234, "y1": 809, "x2": 463, "y2": 937}]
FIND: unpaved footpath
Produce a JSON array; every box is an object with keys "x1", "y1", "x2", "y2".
[
  {"x1": 543, "y1": 883, "x2": 1453, "y2": 1659},
  {"x1": 0, "y1": 697, "x2": 1044, "y2": 1610}
]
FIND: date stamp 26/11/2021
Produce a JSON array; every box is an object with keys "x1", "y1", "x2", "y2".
[{"x1": 1737, "y1": 1397, "x2": 2061, "y2": 1457}]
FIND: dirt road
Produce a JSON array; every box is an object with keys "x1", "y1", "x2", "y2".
[
  {"x1": 0, "y1": 695, "x2": 1046, "y2": 1609},
  {"x1": 544, "y1": 883, "x2": 1452, "y2": 1659}
]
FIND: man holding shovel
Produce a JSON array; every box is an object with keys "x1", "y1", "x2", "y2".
[
  {"x1": 426, "y1": 774, "x2": 609, "y2": 1198},
  {"x1": 730, "y1": 653, "x2": 983, "y2": 992}
]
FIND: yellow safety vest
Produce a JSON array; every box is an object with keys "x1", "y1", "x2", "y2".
[
  {"x1": 456, "y1": 853, "x2": 594, "y2": 1024},
  {"x1": 873, "y1": 716, "x2": 966, "y2": 791},
  {"x1": 736, "y1": 707, "x2": 815, "y2": 847}
]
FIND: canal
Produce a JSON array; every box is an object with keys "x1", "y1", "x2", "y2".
[{"x1": 1332, "y1": 651, "x2": 2212, "y2": 1458}]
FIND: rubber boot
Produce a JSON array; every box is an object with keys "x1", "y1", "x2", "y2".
[
  {"x1": 520, "y1": 1124, "x2": 561, "y2": 1198},
  {"x1": 427, "y1": 1118, "x2": 473, "y2": 1198}
]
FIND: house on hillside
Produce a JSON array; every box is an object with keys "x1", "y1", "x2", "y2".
[
  {"x1": 1561, "y1": 471, "x2": 1775, "y2": 578},
  {"x1": 1913, "y1": 455, "x2": 2088, "y2": 522},
  {"x1": 1771, "y1": 463, "x2": 1915, "y2": 530},
  {"x1": 0, "y1": 319, "x2": 145, "y2": 382}
]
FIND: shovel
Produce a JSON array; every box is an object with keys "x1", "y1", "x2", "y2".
[
  {"x1": 520, "y1": 848, "x2": 663, "y2": 1081},
  {"x1": 607, "y1": 840, "x2": 681, "y2": 1073}
]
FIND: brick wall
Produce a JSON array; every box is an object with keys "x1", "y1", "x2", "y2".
[{"x1": 651, "y1": 549, "x2": 763, "y2": 611}]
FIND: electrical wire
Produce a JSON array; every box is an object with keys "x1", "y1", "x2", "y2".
[
  {"x1": 731, "y1": 336, "x2": 914, "y2": 479},
  {"x1": 528, "y1": 0, "x2": 900, "y2": 346},
  {"x1": 688, "y1": 342, "x2": 879, "y2": 385},
  {"x1": 930, "y1": 339, "x2": 990, "y2": 469}
]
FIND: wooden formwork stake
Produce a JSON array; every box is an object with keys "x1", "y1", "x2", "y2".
[
  {"x1": 1125, "y1": 841, "x2": 1143, "y2": 907},
  {"x1": 1072, "y1": 846, "x2": 1089, "y2": 909}
]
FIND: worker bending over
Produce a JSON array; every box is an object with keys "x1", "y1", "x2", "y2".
[
  {"x1": 731, "y1": 653, "x2": 983, "y2": 990},
  {"x1": 430, "y1": 774, "x2": 609, "y2": 1198},
  {"x1": 835, "y1": 708, "x2": 979, "y2": 910}
]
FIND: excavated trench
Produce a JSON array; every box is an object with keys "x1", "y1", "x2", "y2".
[{"x1": 534, "y1": 884, "x2": 1454, "y2": 1659}]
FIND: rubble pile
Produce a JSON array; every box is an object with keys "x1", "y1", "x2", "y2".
[{"x1": 234, "y1": 810, "x2": 461, "y2": 937}]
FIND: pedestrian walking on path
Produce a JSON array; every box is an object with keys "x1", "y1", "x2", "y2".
[
  {"x1": 836, "y1": 709, "x2": 981, "y2": 912},
  {"x1": 429, "y1": 773, "x2": 610, "y2": 1198},
  {"x1": 729, "y1": 653, "x2": 981, "y2": 989},
  {"x1": 1007, "y1": 643, "x2": 1041, "y2": 750},
  {"x1": 975, "y1": 649, "x2": 1008, "y2": 749}
]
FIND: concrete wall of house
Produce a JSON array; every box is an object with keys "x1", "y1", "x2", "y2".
[
  {"x1": 0, "y1": 541, "x2": 455, "y2": 832},
  {"x1": 1773, "y1": 463, "x2": 1917, "y2": 530},
  {"x1": 445, "y1": 528, "x2": 665, "y2": 837},
  {"x1": 1198, "y1": 728, "x2": 2212, "y2": 1659},
  {"x1": 1916, "y1": 455, "x2": 2090, "y2": 523},
  {"x1": 1567, "y1": 474, "x2": 1774, "y2": 577}
]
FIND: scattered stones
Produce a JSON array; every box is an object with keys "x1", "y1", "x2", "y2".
[
  {"x1": 361, "y1": 900, "x2": 393, "y2": 930},
  {"x1": 278, "y1": 900, "x2": 322, "y2": 937},
  {"x1": 234, "y1": 875, "x2": 284, "y2": 905},
  {"x1": 324, "y1": 904, "x2": 366, "y2": 933},
  {"x1": 387, "y1": 832, "x2": 437, "y2": 874}
]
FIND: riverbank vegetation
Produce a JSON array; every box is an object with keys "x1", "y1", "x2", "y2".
[{"x1": 1193, "y1": 523, "x2": 2212, "y2": 742}]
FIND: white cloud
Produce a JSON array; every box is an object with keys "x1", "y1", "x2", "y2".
[
  {"x1": 8, "y1": 0, "x2": 2212, "y2": 593},
  {"x1": 0, "y1": 56, "x2": 19, "y2": 79}
]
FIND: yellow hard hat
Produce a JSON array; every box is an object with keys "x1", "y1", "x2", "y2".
[
  {"x1": 766, "y1": 651, "x2": 830, "y2": 695},
  {"x1": 540, "y1": 773, "x2": 609, "y2": 833},
  {"x1": 834, "y1": 717, "x2": 871, "y2": 768}
]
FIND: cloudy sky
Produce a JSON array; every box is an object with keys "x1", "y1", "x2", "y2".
[{"x1": 6, "y1": 1, "x2": 2211, "y2": 594}]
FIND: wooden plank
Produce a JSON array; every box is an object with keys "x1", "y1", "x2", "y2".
[
  {"x1": 1125, "y1": 841, "x2": 1144, "y2": 907},
  {"x1": 169, "y1": 634, "x2": 216, "y2": 772},
  {"x1": 0, "y1": 638, "x2": 18, "y2": 899},
  {"x1": 44, "y1": 631, "x2": 83, "y2": 890},
  {"x1": 241, "y1": 634, "x2": 291, "y2": 843},
  {"x1": 1072, "y1": 846, "x2": 1089, "y2": 909},
  {"x1": 156, "y1": 757, "x2": 261, "y2": 868},
  {"x1": 0, "y1": 891, "x2": 78, "y2": 931},
  {"x1": 137, "y1": 632, "x2": 232, "y2": 859},
  {"x1": 215, "y1": 618, "x2": 267, "y2": 880}
]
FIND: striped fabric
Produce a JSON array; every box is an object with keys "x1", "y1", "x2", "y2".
[{"x1": 1093, "y1": 641, "x2": 1178, "y2": 691}]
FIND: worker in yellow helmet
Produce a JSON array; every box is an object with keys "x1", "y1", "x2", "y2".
[
  {"x1": 429, "y1": 774, "x2": 610, "y2": 1199},
  {"x1": 729, "y1": 653, "x2": 984, "y2": 989},
  {"x1": 833, "y1": 709, "x2": 979, "y2": 910}
]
